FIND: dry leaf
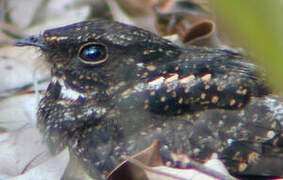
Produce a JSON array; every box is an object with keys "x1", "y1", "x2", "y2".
[
  {"x1": 8, "y1": 149, "x2": 69, "y2": 180},
  {"x1": 108, "y1": 140, "x2": 162, "y2": 180},
  {"x1": 0, "y1": 126, "x2": 48, "y2": 178},
  {"x1": 108, "y1": 141, "x2": 235, "y2": 180},
  {"x1": 0, "y1": 46, "x2": 49, "y2": 93},
  {"x1": 0, "y1": 94, "x2": 39, "y2": 130},
  {"x1": 153, "y1": 0, "x2": 223, "y2": 47},
  {"x1": 147, "y1": 158, "x2": 232, "y2": 180}
]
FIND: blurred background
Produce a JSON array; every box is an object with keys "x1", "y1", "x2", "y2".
[{"x1": 0, "y1": 0, "x2": 282, "y2": 179}]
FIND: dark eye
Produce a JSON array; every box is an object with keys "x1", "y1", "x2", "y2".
[{"x1": 79, "y1": 43, "x2": 108, "y2": 65}]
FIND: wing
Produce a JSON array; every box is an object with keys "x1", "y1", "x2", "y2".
[{"x1": 125, "y1": 48, "x2": 269, "y2": 115}]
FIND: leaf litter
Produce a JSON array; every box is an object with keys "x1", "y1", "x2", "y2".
[{"x1": 0, "y1": 0, "x2": 239, "y2": 179}]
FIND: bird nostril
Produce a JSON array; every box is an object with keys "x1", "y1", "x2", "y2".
[{"x1": 29, "y1": 36, "x2": 38, "y2": 43}]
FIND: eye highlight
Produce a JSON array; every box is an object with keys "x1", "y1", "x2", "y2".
[{"x1": 79, "y1": 43, "x2": 108, "y2": 65}]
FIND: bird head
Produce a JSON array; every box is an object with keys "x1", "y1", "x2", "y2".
[{"x1": 15, "y1": 20, "x2": 181, "y2": 95}]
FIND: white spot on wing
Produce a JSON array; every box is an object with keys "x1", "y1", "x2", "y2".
[
  {"x1": 200, "y1": 73, "x2": 212, "y2": 82},
  {"x1": 227, "y1": 138, "x2": 234, "y2": 146},
  {"x1": 136, "y1": 62, "x2": 144, "y2": 67},
  {"x1": 148, "y1": 76, "x2": 165, "y2": 88},
  {"x1": 165, "y1": 73, "x2": 179, "y2": 84},
  {"x1": 179, "y1": 74, "x2": 196, "y2": 84}
]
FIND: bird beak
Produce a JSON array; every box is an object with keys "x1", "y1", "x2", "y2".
[{"x1": 14, "y1": 35, "x2": 46, "y2": 49}]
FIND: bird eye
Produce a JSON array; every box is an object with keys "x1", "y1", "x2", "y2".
[{"x1": 79, "y1": 43, "x2": 108, "y2": 65}]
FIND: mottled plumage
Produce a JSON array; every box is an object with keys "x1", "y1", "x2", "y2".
[{"x1": 15, "y1": 20, "x2": 283, "y2": 179}]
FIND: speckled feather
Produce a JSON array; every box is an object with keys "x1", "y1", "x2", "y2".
[{"x1": 16, "y1": 20, "x2": 283, "y2": 179}]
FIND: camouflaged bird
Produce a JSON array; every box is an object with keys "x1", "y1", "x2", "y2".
[{"x1": 15, "y1": 19, "x2": 283, "y2": 179}]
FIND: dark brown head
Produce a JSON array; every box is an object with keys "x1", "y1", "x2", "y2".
[{"x1": 15, "y1": 20, "x2": 181, "y2": 94}]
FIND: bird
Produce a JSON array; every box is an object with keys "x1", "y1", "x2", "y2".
[{"x1": 15, "y1": 19, "x2": 283, "y2": 179}]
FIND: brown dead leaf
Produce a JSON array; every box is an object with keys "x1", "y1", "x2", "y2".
[
  {"x1": 108, "y1": 140, "x2": 162, "y2": 180},
  {"x1": 153, "y1": 0, "x2": 223, "y2": 48},
  {"x1": 181, "y1": 19, "x2": 215, "y2": 45}
]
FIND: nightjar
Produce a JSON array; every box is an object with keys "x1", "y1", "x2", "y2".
[{"x1": 15, "y1": 19, "x2": 283, "y2": 179}]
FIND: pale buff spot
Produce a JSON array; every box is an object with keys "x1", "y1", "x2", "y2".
[
  {"x1": 217, "y1": 86, "x2": 223, "y2": 91},
  {"x1": 230, "y1": 99, "x2": 236, "y2": 106},
  {"x1": 179, "y1": 74, "x2": 195, "y2": 84},
  {"x1": 237, "y1": 102, "x2": 243, "y2": 108},
  {"x1": 165, "y1": 73, "x2": 179, "y2": 84},
  {"x1": 200, "y1": 101, "x2": 210, "y2": 105},
  {"x1": 171, "y1": 91, "x2": 177, "y2": 98},
  {"x1": 140, "y1": 131, "x2": 147, "y2": 135},
  {"x1": 144, "y1": 104, "x2": 149, "y2": 109},
  {"x1": 195, "y1": 113, "x2": 200, "y2": 117},
  {"x1": 247, "y1": 152, "x2": 260, "y2": 164},
  {"x1": 271, "y1": 121, "x2": 278, "y2": 129},
  {"x1": 204, "y1": 84, "x2": 210, "y2": 90},
  {"x1": 236, "y1": 88, "x2": 248, "y2": 95},
  {"x1": 142, "y1": 72, "x2": 149, "y2": 78},
  {"x1": 200, "y1": 73, "x2": 212, "y2": 82},
  {"x1": 238, "y1": 162, "x2": 248, "y2": 172},
  {"x1": 143, "y1": 50, "x2": 150, "y2": 55},
  {"x1": 211, "y1": 96, "x2": 219, "y2": 103},
  {"x1": 146, "y1": 65, "x2": 157, "y2": 71},
  {"x1": 266, "y1": 130, "x2": 276, "y2": 139},
  {"x1": 242, "y1": 88, "x2": 248, "y2": 95},
  {"x1": 150, "y1": 91, "x2": 156, "y2": 96},
  {"x1": 200, "y1": 93, "x2": 206, "y2": 99},
  {"x1": 162, "y1": 122, "x2": 167, "y2": 127},
  {"x1": 184, "y1": 87, "x2": 190, "y2": 93},
  {"x1": 143, "y1": 49, "x2": 156, "y2": 55}
]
